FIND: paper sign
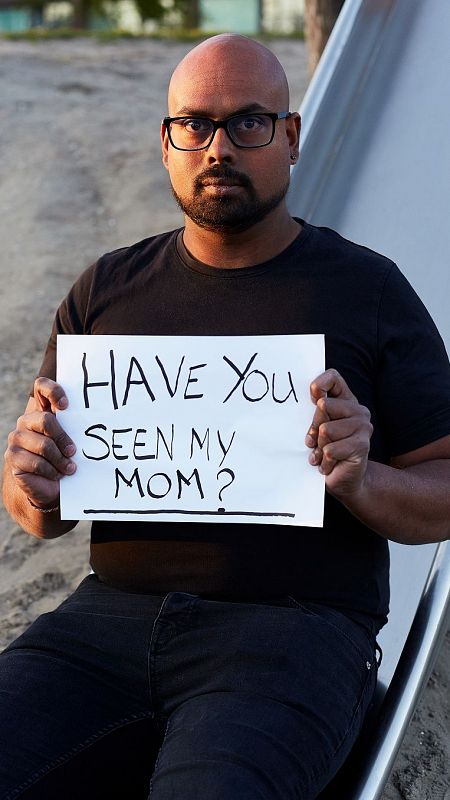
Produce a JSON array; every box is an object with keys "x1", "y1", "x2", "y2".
[{"x1": 56, "y1": 335, "x2": 324, "y2": 526}]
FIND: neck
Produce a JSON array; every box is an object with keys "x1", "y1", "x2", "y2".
[{"x1": 182, "y1": 206, "x2": 302, "y2": 268}]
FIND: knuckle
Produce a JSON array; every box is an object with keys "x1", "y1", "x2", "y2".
[
  {"x1": 319, "y1": 422, "x2": 329, "y2": 438},
  {"x1": 327, "y1": 368, "x2": 340, "y2": 382},
  {"x1": 33, "y1": 376, "x2": 45, "y2": 392},
  {"x1": 34, "y1": 376, "x2": 54, "y2": 393},
  {"x1": 5, "y1": 442, "x2": 20, "y2": 463},
  {"x1": 37, "y1": 437, "x2": 51, "y2": 459},
  {"x1": 356, "y1": 433, "x2": 370, "y2": 451},
  {"x1": 33, "y1": 457, "x2": 56, "y2": 480},
  {"x1": 322, "y1": 444, "x2": 334, "y2": 461},
  {"x1": 41, "y1": 411, "x2": 55, "y2": 434},
  {"x1": 54, "y1": 430, "x2": 68, "y2": 448},
  {"x1": 7, "y1": 430, "x2": 18, "y2": 447},
  {"x1": 31, "y1": 457, "x2": 43, "y2": 474}
]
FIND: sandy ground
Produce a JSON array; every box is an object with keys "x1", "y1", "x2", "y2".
[{"x1": 0, "y1": 38, "x2": 448, "y2": 799}]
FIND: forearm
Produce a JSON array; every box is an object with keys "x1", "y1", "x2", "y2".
[
  {"x1": 2, "y1": 466, "x2": 76, "y2": 539},
  {"x1": 335, "y1": 459, "x2": 450, "y2": 545}
]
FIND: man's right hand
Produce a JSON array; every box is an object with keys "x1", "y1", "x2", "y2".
[{"x1": 4, "y1": 377, "x2": 76, "y2": 511}]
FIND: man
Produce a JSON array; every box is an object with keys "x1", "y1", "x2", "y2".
[{"x1": 2, "y1": 34, "x2": 450, "y2": 800}]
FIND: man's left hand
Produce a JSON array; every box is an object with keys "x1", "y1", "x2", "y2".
[{"x1": 305, "y1": 369, "x2": 373, "y2": 499}]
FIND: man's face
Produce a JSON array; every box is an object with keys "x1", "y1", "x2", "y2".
[{"x1": 161, "y1": 44, "x2": 299, "y2": 234}]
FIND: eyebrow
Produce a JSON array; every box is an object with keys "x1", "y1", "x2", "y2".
[{"x1": 173, "y1": 103, "x2": 271, "y2": 117}]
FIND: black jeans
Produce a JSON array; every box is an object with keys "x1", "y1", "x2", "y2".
[{"x1": 0, "y1": 575, "x2": 378, "y2": 799}]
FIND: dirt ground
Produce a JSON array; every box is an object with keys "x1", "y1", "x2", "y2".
[{"x1": 0, "y1": 38, "x2": 448, "y2": 799}]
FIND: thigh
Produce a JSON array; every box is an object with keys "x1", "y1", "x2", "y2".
[
  {"x1": 149, "y1": 690, "x2": 335, "y2": 800},
  {"x1": 13, "y1": 718, "x2": 160, "y2": 800},
  {"x1": 148, "y1": 594, "x2": 379, "y2": 799},
  {"x1": 0, "y1": 576, "x2": 161, "y2": 800}
]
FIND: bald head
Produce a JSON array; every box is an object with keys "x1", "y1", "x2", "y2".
[
  {"x1": 162, "y1": 34, "x2": 300, "y2": 242},
  {"x1": 168, "y1": 34, "x2": 290, "y2": 116}
]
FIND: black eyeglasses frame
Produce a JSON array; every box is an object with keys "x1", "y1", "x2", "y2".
[{"x1": 162, "y1": 111, "x2": 293, "y2": 151}]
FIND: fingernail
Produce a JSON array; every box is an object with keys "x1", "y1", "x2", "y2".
[
  {"x1": 64, "y1": 444, "x2": 76, "y2": 457},
  {"x1": 305, "y1": 434, "x2": 314, "y2": 447},
  {"x1": 57, "y1": 397, "x2": 68, "y2": 409},
  {"x1": 66, "y1": 462, "x2": 76, "y2": 474}
]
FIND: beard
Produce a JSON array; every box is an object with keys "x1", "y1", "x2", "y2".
[{"x1": 170, "y1": 166, "x2": 289, "y2": 234}]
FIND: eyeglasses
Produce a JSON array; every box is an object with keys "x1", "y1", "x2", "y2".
[{"x1": 163, "y1": 111, "x2": 292, "y2": 151}]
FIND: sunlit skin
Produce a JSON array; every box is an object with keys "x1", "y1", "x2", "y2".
[{"x1": 161, "y1": 34, "x2": 301, "y2": 268}]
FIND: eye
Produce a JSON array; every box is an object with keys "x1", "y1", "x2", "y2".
[
  {"x1": 234, "y1": 115, "x2": 266, "y2": 132},
  {"x1": 182, "y1": 118, "x2": 211, "y2": 134}
]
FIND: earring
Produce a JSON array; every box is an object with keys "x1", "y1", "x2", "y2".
[{"x1": 291, "y1": 154, "x2": 297, "y2": 161}]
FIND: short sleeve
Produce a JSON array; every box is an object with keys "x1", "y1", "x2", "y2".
[
  {"x1": 376, "y1": 263, "x2": 450, "y2": 457},
  {"x1": 34, "y1": 262, "x2": 97, "y2": 388}
]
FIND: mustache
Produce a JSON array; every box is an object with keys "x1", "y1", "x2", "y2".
[{"x1": 194, "y1": 166, "x2": 253, "y2": 191}]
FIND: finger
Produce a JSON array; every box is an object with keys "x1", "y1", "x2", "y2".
[
  {"x1": 316, "y1": 396, "x2": 371, "y2": 422},
  {"x1": 319, "y1": 437, "x2": 371, "y2": 474},
  {"x1": 309, "y1": 421, "x2": 372, "y2": 470},
  {"x1": 306, "y1": 393, "x2": 370, "y2": 449},
  {"x1": 16, "y1": 411, "x2": 76, "y2": 458},
  {"x1": 305, "y1": 398, "x2": 330, "y2": 448},
  {"x1": 310, "y1": 369, "x2": 357, "y2": 403},
  {"x1": 8, "y1": 429, "x2": 76, "y2": 476},
  {"x1": 33, "y1": 377, "x2": 68, "y2": 414},
  {"x1": 309, "y1": 446, "x2": 331, "y2": 469},
  {"x1": 6, "y1": 446, "x2": 70, "y2": 482},
  {"x1": 317, "y1": 416, "x2": 373, "y2": 451},
  {"x1": 8, "y1": 469, "x2": 61, "y2": 508}
]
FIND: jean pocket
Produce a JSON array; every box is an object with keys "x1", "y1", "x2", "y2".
[{"x1": 286, "y1": 597, "x2": 377, "y2": 666}]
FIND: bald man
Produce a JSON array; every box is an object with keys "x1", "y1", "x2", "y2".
[{"x1": 2, "y1": 35, "x2": 450, "y2": 800}]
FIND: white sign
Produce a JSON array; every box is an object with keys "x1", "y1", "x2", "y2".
[{"x1": 57, "y1": 335, "x2": 324, "y2": 526}]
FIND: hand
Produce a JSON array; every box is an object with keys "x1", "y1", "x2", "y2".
[
  {"x1": 4, "y1": 378, "x2": 76, "y2": 511},
  {"x1": 305, "y1": 369, "x2": 373, "y2": 499}
]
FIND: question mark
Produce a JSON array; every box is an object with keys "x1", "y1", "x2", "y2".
[{"x1": 217, "y1": 468, "x2": 235, "y2": 512}]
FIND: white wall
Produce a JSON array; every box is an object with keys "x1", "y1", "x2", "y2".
[{"x1": 263, "y1": 0, "x2": 304, "y2": 33}]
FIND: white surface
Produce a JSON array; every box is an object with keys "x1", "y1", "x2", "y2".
[{"x1": 57, "y1": 334, "x2": 325, "y2": 525}]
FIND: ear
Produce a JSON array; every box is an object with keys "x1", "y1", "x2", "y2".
[
  {"x1": 286, "y1": 112, "x2": 301, "y2": 161},
  {"x1": 161, "y1": 120, "x2": 170, "y2": 170}
]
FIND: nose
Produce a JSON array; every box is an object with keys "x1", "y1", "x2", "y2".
[{"x1": 206, "y1": 126, "x2": 235, "y2": 164}]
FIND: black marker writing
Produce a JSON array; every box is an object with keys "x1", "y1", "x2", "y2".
[
  {"x1": 115, "y1": 467, "x2": 144, "y2": 498},
  {"x1": 190, "y1": 428, "x2": 210, "y2": 460},
  {"x1": 222, "y1": 353, "x2": 258, "y2": 403},
  {"x1": 184, "y1": 364, "x2": 207, "y2": 399},
  {"x1": 272, "y1": 372, "x2": 298, "y2": 404},
  {"x1": 83, "y1": 424, "x2": 110, "y2": 460},
  {"x1": 114, "y1": 466, "x2": 205, "y2": 502},
  {"x1": 217, "y1": 430, "x2": 236, "y2": 467},
  {"x1": 82, "y1": 350, "x2": 118, "y2": 410},
  {"x1": 122, "y1": 356, "x2": 156, "y2": 406},
  {"x1": 155, "y1": 355, "x2": 185, "y2": 397}
]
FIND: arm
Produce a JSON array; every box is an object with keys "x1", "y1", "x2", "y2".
[
  {"x1": 3, "y1": 378, "x2": 78, "y2": 539},
  {"x1": 306, "y1": 369, "x2": 450, "y2": 545}
]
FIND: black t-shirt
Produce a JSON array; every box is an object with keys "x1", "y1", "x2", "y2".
[{"x1": 38, "y1": 221, "x2": 450, "y2": 634}]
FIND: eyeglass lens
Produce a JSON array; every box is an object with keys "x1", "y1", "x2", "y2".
[{"x1": 169, "y1": 114, "x2": 275, "y2": 150}]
